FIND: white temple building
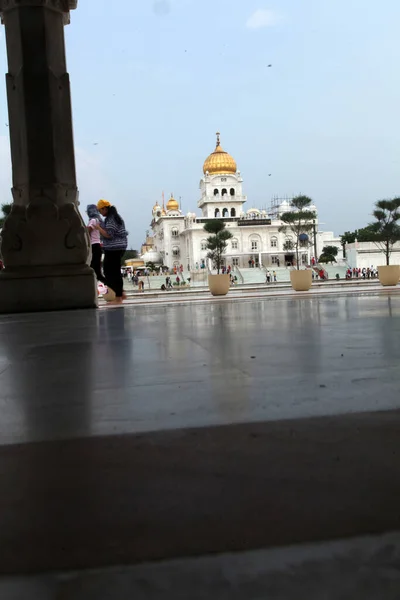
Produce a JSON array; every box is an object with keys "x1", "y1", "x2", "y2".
[{"x1": 147, "y1": 133, "x2": 340, "y2": 271}]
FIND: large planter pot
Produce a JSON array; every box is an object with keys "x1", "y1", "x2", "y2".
[
  {"x1": 208, "y1": 274, "x2": 230, "y2": 296},
  {"x1": 377, "y1": 265, "x2": 400, "y2": 286},
  {"x1": 290, "y1": 269, "x2": 312, "y2": 292}
]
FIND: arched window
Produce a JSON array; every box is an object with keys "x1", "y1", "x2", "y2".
[
  {"x1": 214, "y1": 188, "x2": 219, "y2": 196},
  {"x1": 231, "y1": 238, "x2": 238, "y2": 250},
  {"x1": 222, "y1": 208, "x2": 229, "y2": 217},
  {"x1": 221, "y1": 188, "x2": 227, "y2": 196},
  {"x1": 250, "y1": 234, "x2": 262, "y2": 252},
  {"x1": 231, "y1": 208, "x2": 236, "y2": 217},
  {"x1": 230, "y1": 188, "x2": 235, "y2": 196},
  {"x1": 271, "y1": 237, "x2": 278, "y2": 248},
  {"x1": 172, "y1": 246, "x2": 180, "y2": 257},
  {"x1": 171, "y1": 227, "x2": 179, "y2": 238},
  {"x1": 215, "y1": 208, "x2": 220, "y2": 218},
  {"x1": 201, "y1": 240, "x2": 207, "y2": 251}
]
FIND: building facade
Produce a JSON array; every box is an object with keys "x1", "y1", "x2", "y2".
[
  {"x1": 345, "y1": 241, "x2": 400, "y2": 269},
  {"x1": 147, "y1": 134, "x2": 340, "y2": 270}
]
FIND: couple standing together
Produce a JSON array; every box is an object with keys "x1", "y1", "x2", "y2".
[{"x1": 87, "y1": 199, "x2": 128, "y2": 304}]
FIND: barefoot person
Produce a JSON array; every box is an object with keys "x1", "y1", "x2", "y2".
[
  {"x1": 96, "y1": 199, "x2": 128, "y2": 303},
  {"x1": 86, "y1": 204, "x2": 104, "y2": 282}
]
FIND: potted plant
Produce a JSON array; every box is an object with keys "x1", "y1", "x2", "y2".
[
  {"x1": 279, "y1": 195, "x2": 316, "y2": 291},
  {"x1": 204, "y1": 219, "x2": 233, "y2": 296},
  {"x1": 370, "y1": 198, "x2": 400, "y2": 286}
]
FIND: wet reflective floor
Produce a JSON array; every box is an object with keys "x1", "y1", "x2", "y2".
[
  {"x1": 0, "y1": 294, "x2": 399, "y2": 445},
  {"x1": 0, "y1": 294, "x2": 399, "y2": 579}
]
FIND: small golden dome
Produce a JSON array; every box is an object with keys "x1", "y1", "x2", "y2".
[
  {"x1": 166, "y1": 194, "x2": 179, "y2": 211},
  {"x1": 203, "y1": 132, "x2": 237, "y2": 175}
]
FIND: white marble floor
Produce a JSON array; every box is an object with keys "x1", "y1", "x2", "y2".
[
  {"x1": 0, "y1": 291, "x2": 399, "y2": 595},
  {"x1": 0, "y1": 292, "x2": 399, "y2": 445}
]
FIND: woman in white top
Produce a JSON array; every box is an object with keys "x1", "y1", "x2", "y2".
[{"x1": 86, "y1": 204, "x2": 104, "y2": 281}]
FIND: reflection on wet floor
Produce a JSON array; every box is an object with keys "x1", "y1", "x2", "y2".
[{"x1": 0, "y1": 294, "x2": 399, "y2": 445}]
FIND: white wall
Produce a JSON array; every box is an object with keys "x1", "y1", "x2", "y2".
[
  {"x1": 317, "y1": 231, "x2": 342, "y2": 258},
  {"x1": 179, "y1": 220, "x2": 314, "y2": 269},
  {"x1": 345, "y1": 241, "x2": 400, "y2": 268}
]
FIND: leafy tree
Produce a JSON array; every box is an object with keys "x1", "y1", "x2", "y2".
[
  {"x1": 145, "y1": 261, "x2": 157, "y2": 272},
  {"x1": 122, "y1": 249, "x2": 138, "y2": 262},
  {"x1": 278, "y1": 195, "x2": 316, "y2": 270},
  {"x1": 357, "y1": 225, "x2": 379, "y2": 241},
  {"x1": 283, "y1": 239, "x2": 295, "y2": 252},
  {"x1": 204, "y1": 219, "x2": 233, "y2": 274},
  {"x1": 340, "y1": 225, "x2": 379, "y2": 255},
  {"x1": 0, "y1": 203, "x2": 12, "y2": 229},
  {"x1": 340, "y1": 230, "x2": 356, "y2": 251},
  {"x1": 319, "y1": 245, "x2": 339, "y2": 264},
  {"x1": 370, "y1": 198, "x2": 400, "y2": 265}
]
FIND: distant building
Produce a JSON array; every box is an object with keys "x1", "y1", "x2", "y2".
[
  {"x1": 146, "y1": 133, "x2": 341, "y2": 270},
  {"x1": 141, "y1": 231, "x2": 155, "y2": 256},
  {"x1": 345, "y1": 241, "x2": 400, "y2": 268}
]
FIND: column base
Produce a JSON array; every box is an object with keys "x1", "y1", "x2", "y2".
[{"x1": 0, "y1": 267, "x2": 98, "y2": 314}]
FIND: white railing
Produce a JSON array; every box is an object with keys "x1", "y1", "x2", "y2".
[{"x1": 234, "y1": 266, "x2": 244, "y2": 284}]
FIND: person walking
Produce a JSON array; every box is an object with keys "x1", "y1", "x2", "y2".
[
  {"x1": 96, "y1": 199, "x2": 128, "y2": 304},
  {"x1": 86, "y1": 204, "x2": 104, "y2": 282},
  {"x1": 273, "y1": 270, "x2": 277, "y2": 282}
]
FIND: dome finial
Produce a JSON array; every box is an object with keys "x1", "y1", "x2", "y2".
[
  {"x1": 166, "y1": 194, "x2": 179, "y2": 212},
  {"x1": 203, "y1": 132, "x2": 237, "y2": 175}
]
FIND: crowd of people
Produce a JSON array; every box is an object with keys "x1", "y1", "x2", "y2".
[{"x1": 345, "y1": 266, "x2": 378, "y2": 279}]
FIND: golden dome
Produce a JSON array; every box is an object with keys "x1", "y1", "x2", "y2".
[
  {"x1": 166, "y1": 194, "x2": 179, "y2": 211},
  {"x1": 203, "y1": 132, "x2": 237, "y2": 175}
]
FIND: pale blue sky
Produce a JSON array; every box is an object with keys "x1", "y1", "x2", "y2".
[{"x1": 1, "y1": 0, "x2": 400, "y2": 248}]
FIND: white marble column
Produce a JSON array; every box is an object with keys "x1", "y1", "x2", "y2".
[{"x1": 0, "y1": 0, "x2": 97, "y2": 312}]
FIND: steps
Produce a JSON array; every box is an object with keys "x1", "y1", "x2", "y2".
[{"x1": 240, "y1": 267, "x2": 291, "y2": 284}]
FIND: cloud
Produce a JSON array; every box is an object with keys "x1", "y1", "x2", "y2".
[{"x1": 246, "y1": 9, "x2": 280, "y2": 30}]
